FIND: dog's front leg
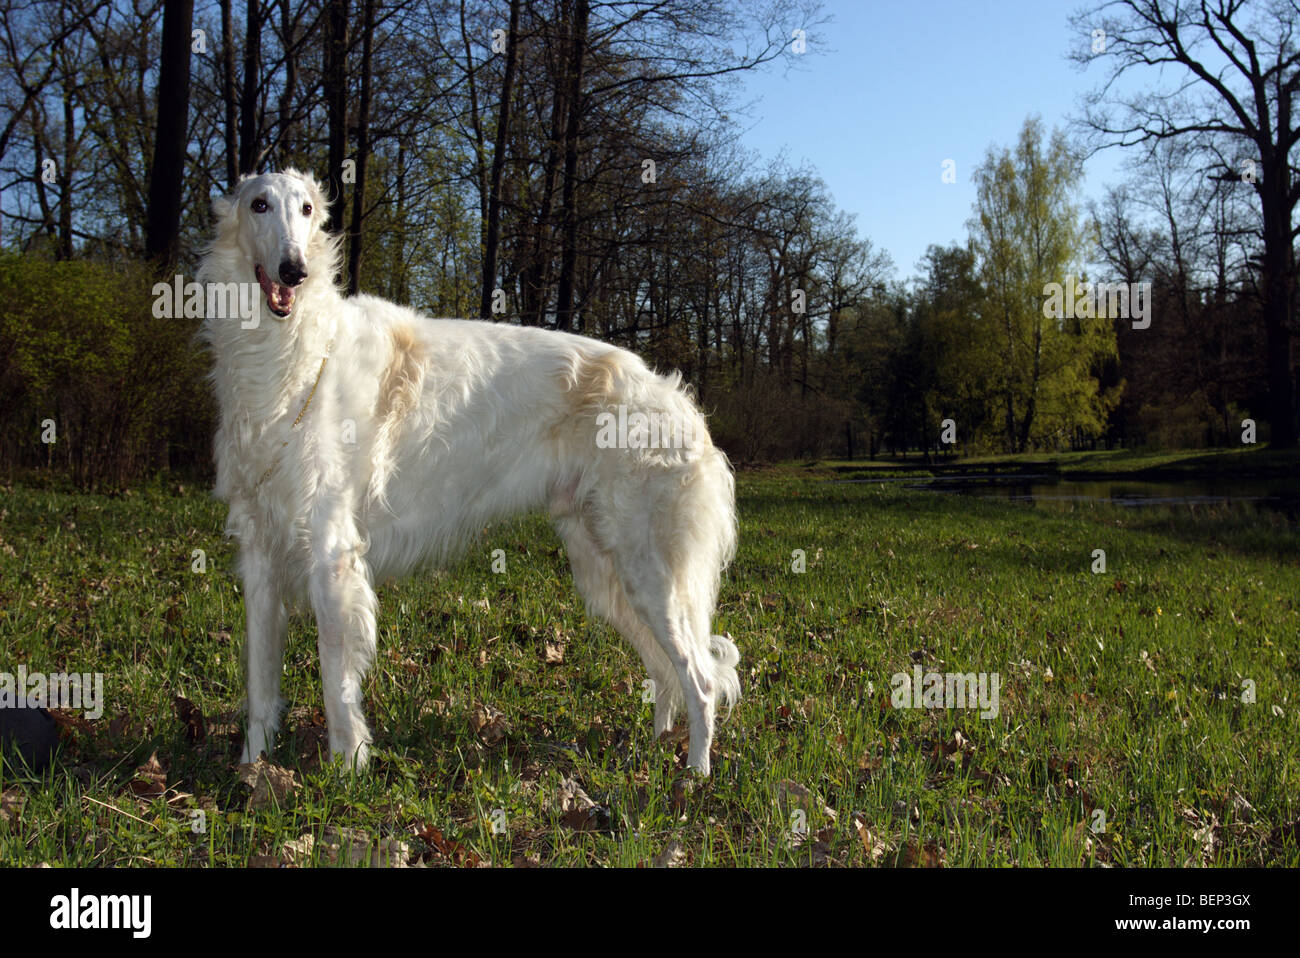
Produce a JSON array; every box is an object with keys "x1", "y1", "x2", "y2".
[
  {"x1": 239, "y1": 546, "x2": 288, "y2": 764},
  {"x1": 309, "y1": 542, "x2": 378, "y2": 770}
]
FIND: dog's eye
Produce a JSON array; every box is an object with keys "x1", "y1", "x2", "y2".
[
  {"x1": 251, "y1": 198, "x2": 268, "y2": 213},
  {"x1": 302, "y1": 203, "x2": 313, "y2": 216}
]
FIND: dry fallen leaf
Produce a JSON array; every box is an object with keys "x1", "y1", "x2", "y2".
[
  {"x1": 808, "y1": 836, "x2": 833, "y2": 866},
  {"x1": 469, "y1": 703, "x2": 510, "y2": 746},
  {"x1": 653, "y1": 840, "x2": 686, "y2": 868},
  {"x1": 107, "y1": 712, "x2": 133, "y2": 740},
  {"x1": 853, "y1": 815, "x2": 892, "y2": 864},
  {"x1": 422, "y1": 695, "x2": 452, "y2": 718},
  {"x1": 657, "y1": 725, "x2": 690, "y2": 746},
  {"x1": 414, "y1": 822, "x2": 482, "y2": 867},
  {"x1": 1230, "y1": 791, "x2": 1254, "y2": 823},
  {"x1": 129, "y1": 751, "x2": 168, "y2": 798},
  {"x1": 0, "y1": 788, "x2": 25, "y2": 824},
  {"x1": 670, "y1": 775, "x2": 694, "y2": 815},
  {"x1": 900, "y1": 839, "x2": 945, "y2": 868},
  {"x1": 47, "y1": 707, "x2": 91, "y2": 736},
  {"x1": 775, "y1": 779, "x2": 836, "y2": 823},
  {"x1": 237, "y1": 757, "x2": 299, "y2": 809},
  {"x1": 173, "y1": 696, "x2": 207, "y2": 743},
  {"x1": 282, "y1": 834, "x2": 315, "y2": 864},
  {"x1": 287, "y1": 827, "x2": 411, "y2": 868},
  {"x1": 1190, "y1": 814, "x2": 1220, "y2": 865},
  {"x1": 555, "y1": 777, "x2": 608, "y2": 832}
]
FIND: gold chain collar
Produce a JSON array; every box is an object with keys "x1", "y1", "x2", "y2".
[{"x1": 257, "y1": 339, "x2": 335, "y2": 487}]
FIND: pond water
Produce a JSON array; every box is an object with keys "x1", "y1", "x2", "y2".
[{"x1": 912, "y1": 476, "x2": 1299, "y2": 513}]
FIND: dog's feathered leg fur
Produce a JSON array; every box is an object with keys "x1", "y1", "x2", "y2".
[{"x1": 238, "y1": 539, "x2": 288, "y2": 763}]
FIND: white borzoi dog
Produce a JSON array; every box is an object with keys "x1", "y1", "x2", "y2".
[{"x1": 197, "y1": 170, "x2": 739, "y2": 775}]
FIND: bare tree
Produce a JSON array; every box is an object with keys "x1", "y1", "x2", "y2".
[
  {"x1": 238, "y1": 0, "x2": 262, "y2": 174},
  {"x1": 1072, "y1": 0, "x2": 1300, "y2": 446},
  {"x1": 144, "y1": 0, "x2": 194, "y2": 267},
  {"x1": 553, "y1": 0, "x2": 588, "y2": 330},
  {"x1": 346, "y1": 0, "x2": 375, "y2": 294},
  {"x1": 219, "y1": 0, "x2": 237, "y2": 187},
  {"x1": 324, "y1": 0, "x2": 350, "y2": 235},
  {"x1": 480, "y1": 0, "x2": 521, "y2": 318}
]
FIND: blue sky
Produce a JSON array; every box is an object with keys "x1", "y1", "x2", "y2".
[{"x1": 733, "y1": 0, "x2": 1142, "y2": 282}]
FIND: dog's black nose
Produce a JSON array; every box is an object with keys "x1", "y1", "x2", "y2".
[{"x1": 279, "y1": 260, "x2": 307, "y2": 287}]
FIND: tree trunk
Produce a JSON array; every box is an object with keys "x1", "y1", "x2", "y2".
[
  {"x1": 523, "y1": 1, "x2": 570, "y2": 326},
  {"x1": 554, "y1": 0, "x2": 588, "y2": 330},
  {"x1": 325, "y1": 0, "x2": 350, "y2": 237},
  {"x1": 480, "y1": 0, "x2": 522, "y2": 319},
  {"x1": 239, "y1": 0, "x2": 261, "y2": 175},
  {"x1": 278, "y1": 0, "x2": 298, "y2": 160},
  {"x1": 460, "y1": 0, "x2": 488, "y2": 234},
  {"x1": 56, "y1": 68, "x2": 74, "y2": 259},
  {"x1": 346, "y1": 0, "x2": 375, "y2": 295},
  {"x1": 1016, "y1": 321, "x2": 1043, "y2": 452},
  {"x1": 394, "y1": 138, "x2": 407, "y2": 302},
  {"x1": 1260, "y1": 165, "x2": 1298, "y2": 447},
  {"x1": 145, "y1": 0, "x2": 195, "y2": 267},
  {"x1": 220, "y1": 0, "x2": 237, "y2": 187}
]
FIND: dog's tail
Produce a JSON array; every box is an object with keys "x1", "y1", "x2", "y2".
[
  {"x1": 709, "y1": 631, "x2": 742, "y2": 711},
  {"x1": 676, "y1": 443, "x2": 741, "y2": 712}
]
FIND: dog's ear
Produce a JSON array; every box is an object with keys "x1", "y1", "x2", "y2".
[
  {"x1": 212, "y1": 193, "x2": 236, "y2": 226},
  {"x1": 213, "y1": 174, "x2": 258, "y2": 228},
  {"x1": 300, "y1": 171, "x2": 328, "y2": 222}
]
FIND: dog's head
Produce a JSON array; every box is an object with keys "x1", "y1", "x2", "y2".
[{"x1": 212, "y1": 169, "x2": 330, "y2": 318}]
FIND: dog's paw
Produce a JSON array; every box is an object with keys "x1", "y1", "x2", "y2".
[
  {"x1": 330, "y1": 740, "x2": 371, "y2": 774},
  {"x1": 239, "y1": 741, "x2": 270, "y2": 765}
]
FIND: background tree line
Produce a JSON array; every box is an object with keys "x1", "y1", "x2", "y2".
[{"x1": 0, "y1": 0, "x2": 1294, "y2": 487}]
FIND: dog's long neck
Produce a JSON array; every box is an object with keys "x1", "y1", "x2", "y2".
[{"x1": 200, "y1": 256, "x2": 344, "y2": 428}]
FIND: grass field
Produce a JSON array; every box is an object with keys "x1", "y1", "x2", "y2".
[{"x1": 1, "y1": 458, "x2": 1297, "y2": 867}]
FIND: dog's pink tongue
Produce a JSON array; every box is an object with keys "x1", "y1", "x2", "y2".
[
  {"x1": 271, "y1": 284, "x2": 295, "y2": 312},
  {"x1": 256, "y1": 265, "x2": 296, "y2": 315}
]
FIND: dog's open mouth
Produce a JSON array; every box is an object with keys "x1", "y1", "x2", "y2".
[{"x1": 256, "y1": 264, "x2": 296, "y2": 317}]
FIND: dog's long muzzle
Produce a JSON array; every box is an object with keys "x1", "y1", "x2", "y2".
[{"x1": 256, "y1": 264, "x2": 300, "y2": 318}]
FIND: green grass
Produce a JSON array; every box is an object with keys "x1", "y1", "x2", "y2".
[{"x1": 0, "y1": 464, "x2": 1297, "y2": 867}]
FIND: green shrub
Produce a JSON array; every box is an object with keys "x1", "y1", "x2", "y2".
[{"x1": 0, "y1": 253, "x2": 213, "y2": 489}]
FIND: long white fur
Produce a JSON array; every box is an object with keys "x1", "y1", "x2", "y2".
[{"x1": 198, "y1": 170, "x2": 740, "y2": 775}]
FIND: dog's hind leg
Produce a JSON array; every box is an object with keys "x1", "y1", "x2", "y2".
[
  {"x1": 309, "y1": 542, "x2": 378, "y2": 770},
  {"x1": 240, "y1": 545, "x2": 288, "y2": 763},
  {"x1": 553, "y1": 514, "x2": 684, "y2": 737},
  {"x1": 614, "y1": 548, "x2": 720, "y2": 774},
  {"x1": 602, "y1": 453, "x2": 739, "y2": 776}
]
